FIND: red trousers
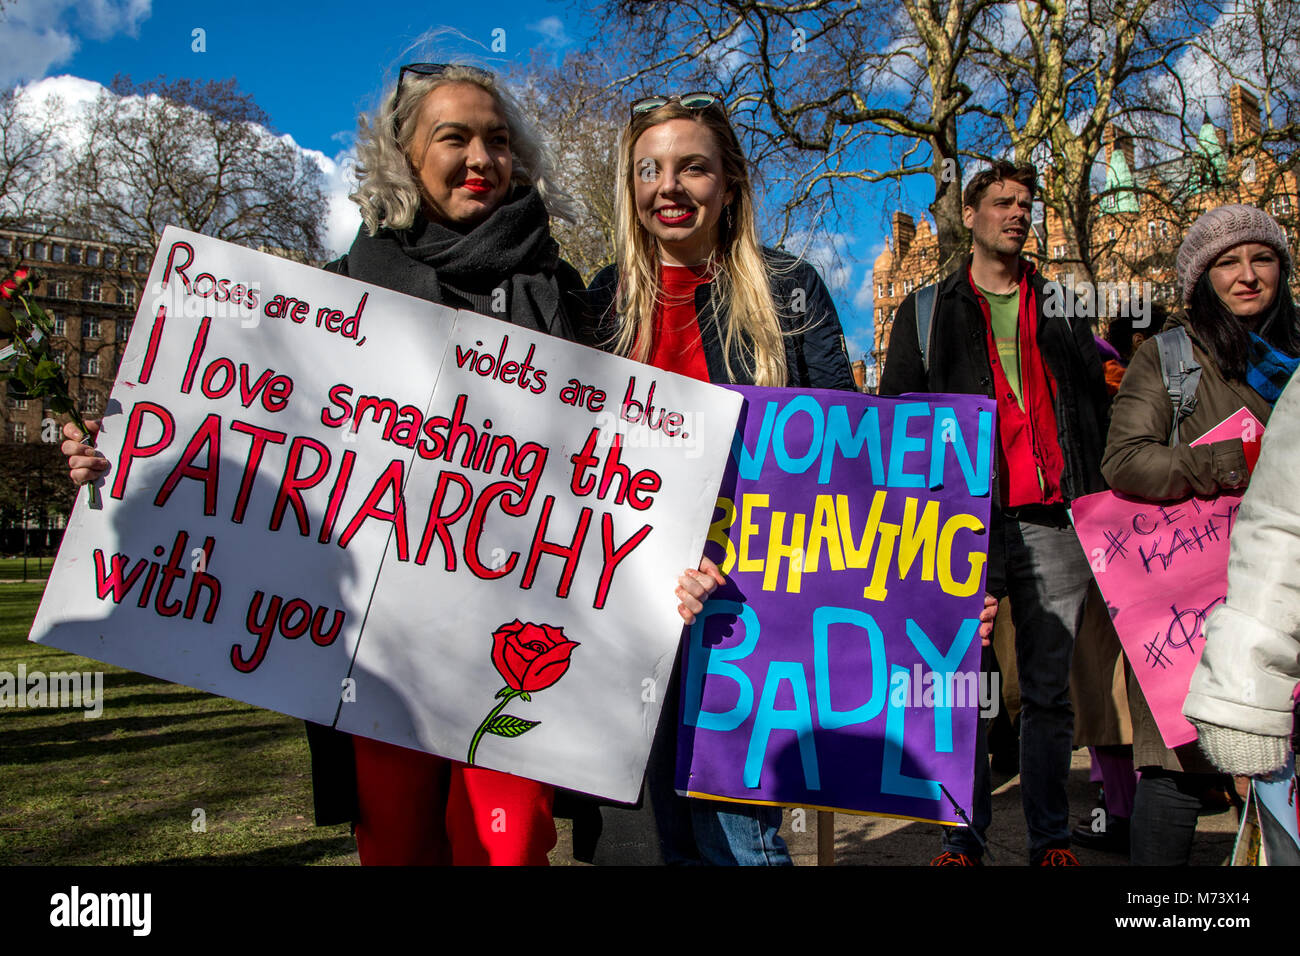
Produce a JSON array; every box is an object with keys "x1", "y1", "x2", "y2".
[{"x1": 352, "y1": 735, "x2": 556, "y2": 866}]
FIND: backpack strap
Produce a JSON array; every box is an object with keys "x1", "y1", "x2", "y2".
[
  {"x1": 1154, "y1": 327, "x2": 1202, "y2": 447},
  {"x1": 914, "y1": 282, "x2": 940, "y2": 373}
]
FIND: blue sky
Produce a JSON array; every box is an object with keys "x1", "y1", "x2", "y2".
[{"x1": 6, "y1": 0, "x2": 916, "y2": 362}]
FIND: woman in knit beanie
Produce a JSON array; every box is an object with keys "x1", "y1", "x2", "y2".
[{"x1": 1101, "y1": 203, "x2": 1299, "y2": 865}]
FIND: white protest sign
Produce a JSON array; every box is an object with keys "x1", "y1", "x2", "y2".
[
  {"x1": 340, "y1": 309, "x2": 738, "y2": 799},
  {"x1": 30, "y1": 227, "x2": 448, "y2": 724},
  {"x1": 30, "y1": 227, "x2": 742, "y2": 802}
]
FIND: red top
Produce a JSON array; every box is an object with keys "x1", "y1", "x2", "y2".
[
  {"x1": 972, "y1": 266, "x2": 1067, "y2": 508},
  {"x1": 645, "y1": 263, "x2": 712, "y2": 382}
]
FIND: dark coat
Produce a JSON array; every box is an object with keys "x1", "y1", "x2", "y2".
[
  {"x1": 585, "y1": 250, "x2": 858, "y2": 390},
  {"x1": 879, "y1": 259, "x2": 1110, "y2": 595},
  {"x1": 1101, "y1": 313, "x2": 1267, "y2": 502},
  {"x1": 879, "y1": 258, "x2": 1110, "y2": 503}
]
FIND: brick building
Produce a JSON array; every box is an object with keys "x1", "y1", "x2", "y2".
[
  {"x1": 870, "y1": 85, "x2": 1299, "y2": 388},
  {"x1": 1, "y1": 228, "x2": 149, "y2": 445}
]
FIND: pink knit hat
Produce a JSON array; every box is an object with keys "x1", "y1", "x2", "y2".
[{"x1": 1176, "y1": 204, "x2": 1291, "y2": 305}]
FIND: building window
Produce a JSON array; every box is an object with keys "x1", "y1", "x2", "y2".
[
  {"x1": 51, "y1": 313, "x2": 65, "y2": 336},
  {"x1": 86, "y1": 280, "x2": 102, "y2": 302},
  {"x1": 134, "y1": 253, "x2": 149, "y2": 272},
  {"x1": 904, "y1": 279, "x2": 914, "y2": 294},
  {"x1": 53, "y1": 351, "x2": 66, "y2": 369},
  {"x1": 53, "y1": 280, "x2": 68, "y2": 298},
  {"x1": 1148, "y1": 220, "x2": 1158, "y2": 238},
  {"x1": 1053, "y1": 244, "x2": 1066, "y2": 257},
  {"x1": 30, "y1": 242, "x2": 45, "y2": 260},
  {"x1": 67, "y1": 246, "x2": 81, "y2": 265},
  {"x1": 0, "y1": 237, "x2": 9, "y2": 256},
  {"x1": 50, "y1": 243, "x2": 64, "y2": 263},
  {"x1": 888, "y1": 282, "x2": 895, "y2": 297},
  {"x1": 119, "y1": 286, "x2": 136, "y2": 306},
  {"x1": 82, "y1": 391, "x2": 101, "y2": 415},
  {"x1": 85, "y1": 248, "x2": 99, "y2": 267},
  {"x1": 10, "y1": 422, "x2": 26, "y2": 442},
  {"x1": 116, "y1": 318, "x2": 130, "y2": 341},
  {"x1": 1107, "y1": 228, "x2": 1115, "y2": 240},
  {"x1": 81, "y1": 318, "x2": 101, "y2": 339},
  {"x1": 81, "y1": 354, "x2": 101, "y2": 375},
  {"x1": 104, "y1": 251, "x2": 116, "y2": 269},
  {"x1": 10, "y1": 397, "x2": 28, "y2": 410},
  {"x1": 876, "y1": 284, "x2": 883, "y2": 298}
]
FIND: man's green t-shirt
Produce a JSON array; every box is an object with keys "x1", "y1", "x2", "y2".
[{"x1": 981, "y1": 286, "x2": 1021, "y2": 405}]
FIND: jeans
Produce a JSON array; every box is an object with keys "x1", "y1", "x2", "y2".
[
  {"x1": 944, "y1": 512, "x2": 1092, "y2": 859},
  {"x1": 645, "y1": 655, "x2": 792, "y2": 866},
  {"x1": 1130, "y1": 770, "x2": 1222, "y2": 866}
]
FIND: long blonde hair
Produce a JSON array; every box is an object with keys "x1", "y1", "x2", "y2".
[
  {"x1": 611, "y1": 101, "x2": 788, "y2": 386},
  {"x1": 351, "y1": 64, "x2": 576, "y2": 234}
]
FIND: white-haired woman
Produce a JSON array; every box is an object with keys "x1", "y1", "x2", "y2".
[{"x1": 64, "y1": 63, "x2": 601, "y2": 865}]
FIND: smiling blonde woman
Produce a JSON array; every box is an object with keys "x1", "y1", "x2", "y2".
[{"x1": 584, "y1": 92, "x2": 857, "y2": 866}]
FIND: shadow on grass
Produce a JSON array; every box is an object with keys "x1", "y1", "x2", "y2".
[
  {"x1": 149, "y1": 836, "x2": 358, "y2": 866},
  {"x1": 4, "y1": 716, "x2": 288, "y2": 763}
]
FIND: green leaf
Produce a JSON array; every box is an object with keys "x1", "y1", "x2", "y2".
[
  {"x1": 519, "y1": 691, "x2": 531, "y2": 703},
  {"x1": 495, "y1": 686, "x2": 514, "y2": 699},
  {"x1": 483, "y1": 714, "x2": 540, "y2": 738}
]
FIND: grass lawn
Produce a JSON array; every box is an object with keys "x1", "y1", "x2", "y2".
[
  {"x1": 0, "y1": 556, "x2": 53, "y2": 581},
  {"x1": 0, "y1": 580, "x2": 358, "y2": 865}
]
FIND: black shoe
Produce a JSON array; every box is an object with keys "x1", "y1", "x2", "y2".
[{"x1": 1071, "y1": 811, "x2": 1130, "y2": 854}]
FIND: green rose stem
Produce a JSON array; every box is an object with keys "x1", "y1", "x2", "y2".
[
  {"x1": 466, "y1": 687, "x2": 521, "y2": 766},
  {"x1": 1, "y1": 273, "x2": 101, "y2": 507}
]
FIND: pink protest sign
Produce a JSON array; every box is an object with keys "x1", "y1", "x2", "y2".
[
  {"x1": 1070, "y1": 409, "x2": 1263, "y2": 748},
  {"x1": 1194, "y1": 407, "x2": 1263, "y2": 472}
]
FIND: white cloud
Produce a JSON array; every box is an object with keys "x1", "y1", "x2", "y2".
[
  {"x1": 0, "y1": 1, "x2": 152, "y2": 86},
  {"x1": 853, "y1": 266, "x2": 876, "y2": 311},
  {"x1": 13, "y1": 74, "x2": 360, "y2": 259},
  {"x1": 527, "y1": 16, "x2": 570, "y2": 48},
  {"x1": 786, "y1": 228, "x2": 856, "y2": 294},
  {"x1": 13, "y1": 75, "x2": 103, "y2": 152},
  {"x1": 309, "y1": 147, "x2": 363, "y2": 259}
]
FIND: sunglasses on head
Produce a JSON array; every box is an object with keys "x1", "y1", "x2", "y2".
[
  {"x1": 393, "y1": 63, "x2": 497, "y2": 137},
  {"x1": 629, "y1": 92, "x2": 724, "y2": 119},
  {"x1": 398, "y1": 62, "x2": 495, "y2": 92}
]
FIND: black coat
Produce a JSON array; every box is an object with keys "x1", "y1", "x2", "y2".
[
  {"x1": 585, "y1": 250, "x2": 858, "y2": 390},
  {"x1": 879, "y1": 258, "x2": 1109, "y2": 502},
  {"x1": 878, "y1": 259, "x2": 1110, "y2": 594}
]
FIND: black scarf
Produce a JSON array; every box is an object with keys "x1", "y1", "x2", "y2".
[{"x1": 342, "y1": 186, "x2": 573, "y2": 340}]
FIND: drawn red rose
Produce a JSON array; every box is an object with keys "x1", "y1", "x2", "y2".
[{"x1": 490, "y1": 619, "x2": 579, "y2": 692}]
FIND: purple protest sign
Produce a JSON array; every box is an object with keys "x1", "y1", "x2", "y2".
[{"x1": 676, "y1": 387, "x2": 996, "y2": 825}]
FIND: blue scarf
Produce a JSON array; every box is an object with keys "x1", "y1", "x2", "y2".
[{"x1": 1245, "y1": 333, "x2": 1300, "y2": 405}]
